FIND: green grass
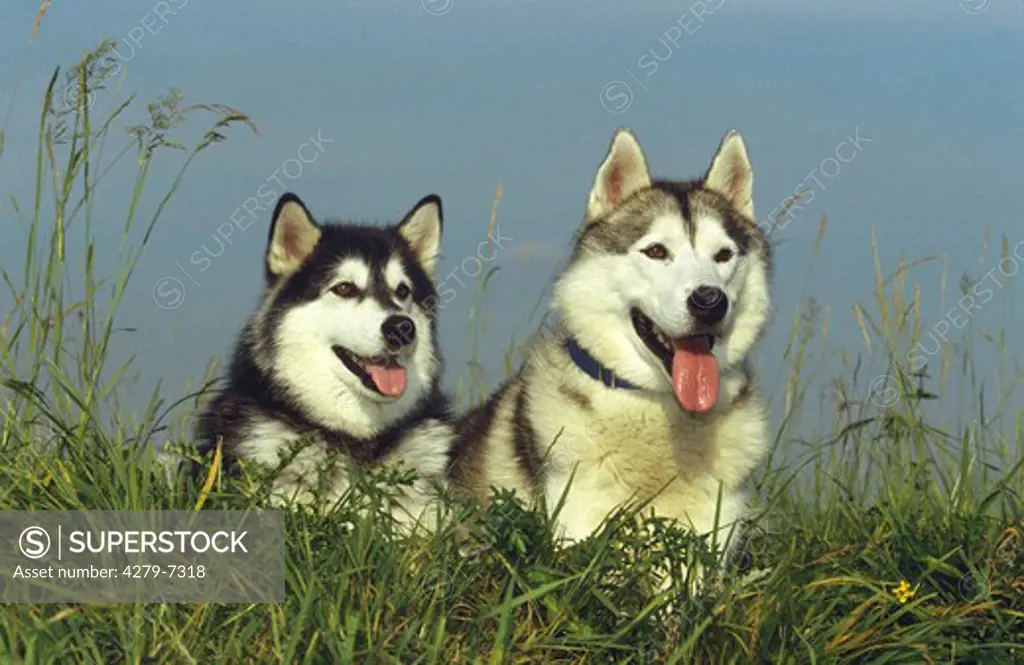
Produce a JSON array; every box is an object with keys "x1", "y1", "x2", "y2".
[{"x1": 0, "y1": 46, "x2": 1021, "y2": 664}]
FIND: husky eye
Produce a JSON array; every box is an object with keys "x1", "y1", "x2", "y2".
[
  {"x1": 331, "y1": 282, "x2": 360, "y2": 298},
  {"x1": 395, "y1": 283, "x2": 411, "y2": 300},
  {"x1": 641, "y1": 243, "x2": 669, "y2": 260},
  {"x1": 713, "y1": 248, "x2": 734, "y2": 263}
]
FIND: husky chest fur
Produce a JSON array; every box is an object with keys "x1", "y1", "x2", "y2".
[
  {"x1": 197, "y1": 192, "x2": 454, "y2": 530},
  {"x1": 451, "y1": 128, "x2": 772, "y2": 546}
]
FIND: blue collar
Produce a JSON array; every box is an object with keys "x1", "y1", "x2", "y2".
[{"x1": 564, "y1": 338, "x2": 639, "y2": 390}]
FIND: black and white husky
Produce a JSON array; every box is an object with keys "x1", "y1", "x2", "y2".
[
  {"x1": 197, "y1": 192, "x2": 453, "y2": 531},
  {"x1": 451, "y1": 128, "x2": 772, "y2": 559}
]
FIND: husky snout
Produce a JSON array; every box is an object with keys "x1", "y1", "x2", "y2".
[
  {"x1": 687, "y1": 285, "x2": 728, "y2": 327},
  {"x1": 381, "y1": 314, "x2": 416, "y2": 354}
]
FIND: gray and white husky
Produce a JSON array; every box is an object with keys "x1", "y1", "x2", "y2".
[
  {"x1": 450, "y1": 128, "x2": 772, "y2": 559},
  {"x1": 196, "y1": 192, "x2": 453, "y2": 532}
]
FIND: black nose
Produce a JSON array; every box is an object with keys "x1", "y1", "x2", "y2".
[
  {"x1": 687, "y1": 286, "x2": 728, "y2": 326},
  {"x1": 381, "y1": 315, "x2": 416, "y2": 352}
]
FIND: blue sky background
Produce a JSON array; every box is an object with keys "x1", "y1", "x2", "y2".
[{"x1": 1, "y1": 0, "x2": 1021, "y2": 449}]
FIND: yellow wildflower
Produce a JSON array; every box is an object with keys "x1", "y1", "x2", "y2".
[{"x1": 893, "y1": 579, "x2": 915, "y2": 604}]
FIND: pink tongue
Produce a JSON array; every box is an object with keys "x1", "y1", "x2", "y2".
[
  {"x1": 671, "y1": 337, "x2": 720, "y2": 413},
  {"x1": 365, "y1": 363, "x2": 408, "y2": 397}
]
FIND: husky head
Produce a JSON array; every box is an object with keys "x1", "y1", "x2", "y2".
[
  {"x1": 248, "y1": 192, "x2": 444, "y2": 436},
  {"x1": 553, "y1": 128, "x2": 772, "y2": 414}
]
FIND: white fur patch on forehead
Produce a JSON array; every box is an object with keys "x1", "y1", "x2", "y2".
[
  {"x1": 636, "y1": 212, "x2": 689, "y2": 249},
  {"x1": 384, "y1": 257, "x2": 411, "y2": 289},
  {"x1": 331, "y1": 258, "x2": 371, "y2": 289},
  {"x1": 692, "y1": 215, "x2": 736, "y2": 251}
]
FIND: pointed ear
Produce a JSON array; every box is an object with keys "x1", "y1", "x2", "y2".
[
  {"x1": 266, "y1": 193, "x2": 322, "y2": 279},
  {"x1": 397, "y1": 195, "x2": 443, "y2": 280},
  {"x1": 587, "y1": 127, "x2": 652, "y2": 220},
  {"x1": 704, "y1": 130, "x2": 754, "y2": 220}
]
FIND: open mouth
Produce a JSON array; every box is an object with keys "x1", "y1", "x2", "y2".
[
  {"x1": 630, "y1": 308, "x2": 720, "y2": 414},
  {"x1": 332, "y1": 346, "x2": 408, "y2": 398}
]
